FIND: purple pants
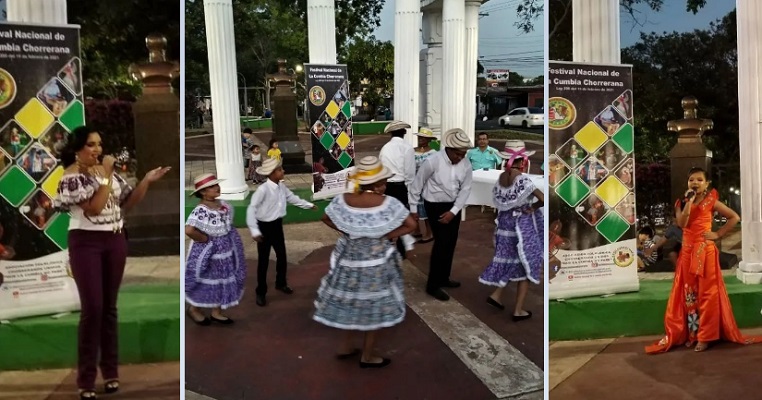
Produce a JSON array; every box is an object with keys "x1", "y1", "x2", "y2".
[{"x1": 68, "y1": 229, "x2": 128, "y2": 389}]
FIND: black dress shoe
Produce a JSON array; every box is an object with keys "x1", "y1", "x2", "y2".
[
  {"x1": 426, "y1": 288, "x2": 450, "y2": 301},
  {"x1": 256, "y1": 295, "x2": 267, "y2": 306},
  {"x1": 487, "y1": 297, "x2": 506, "y2": 310},
  {"x1": 512, "y1": 310, "x2": 532, "y2": 322},
  {"x1": 444, "y1": 280, "x2": 461, "y2": 288},
  {"x1": 276, "y1": 286, "x2": 294, "y2": 294},
  {"x1": 360, "y1": 358, "x2": 392, "y2": 368},
  {"x1": 211, "y1": 316, "x2": 235, "y2": 324}
]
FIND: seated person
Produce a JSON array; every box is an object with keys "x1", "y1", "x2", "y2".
[{"x1": 637, "y1": 226, "x2": 658, "y2": 272}]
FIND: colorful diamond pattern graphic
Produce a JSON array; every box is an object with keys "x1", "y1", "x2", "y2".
[
  {"x1": 612, "y1": 123, "x2": 634, "y2": 154},
  {"x1": 319, "y1": 131, "x2": 335, "y2": 150},
  {"x1": 325, "y1": 100, "x2": 340, "y2": 119},
  {"x1": 45, "y1": 212, "x2": 70, "y2": 250},
  {"x1": 596, "y1": 212, "x2": 631, "y2": 243},
  {"x1": 555, "y1": 175, "x2": 590, "y2": 207},
  {"x1": 42, "y1": 166, "x2": 64, "y2": 198},
  {"x1": 574, "y1": 121, "x2": 608, "y2": 154},
  {"x1": 341, "y1": 101, "x2": 352, "y2": 118},
  {"x1": 59, "y1": 100, "x2": 85, "y2": 132},
  {"x1": 595, "y1": 176, "x2": 630, "y2": 208},
  {"x1": 337, "y1": 151, "x2": 353, "y2": 169},
  {"x1": 0, "y1": 165, "x2": 37, "y2": 207},
  {"x1": 15, "y1": 98, "x2": 55, "y2": 138},
  {"x1": 336, "y1": 131, "x2": 351, "y2": 150}
]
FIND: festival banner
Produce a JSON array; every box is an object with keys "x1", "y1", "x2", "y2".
[
  {"x1": 0, "y1": 22, "x2": 84, "y2": 318},
  {"x1": 547, "y1": 61, "x2": 638, "y2": 299},
  {"x1": 304, "y1": 64, "x2": 355, "y2": 200}
]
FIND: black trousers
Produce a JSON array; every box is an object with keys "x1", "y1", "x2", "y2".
[
  {"x1": 423, "y1": 201, "x2": 461, "y2": 290},
  {"x1": 384, "y1": 181, "x2": 409, "y2": 257},
  {"x1": 256, "y1": 218, "x2": 287, "y2": 296}
]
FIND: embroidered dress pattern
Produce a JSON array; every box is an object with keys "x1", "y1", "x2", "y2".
[
  {"x1": 185, "y1": 202, "x2": 247, "y2": 309},
  {"x1": 54, "y1": 172, "x2": 133, "y2": 230},
  {"x1": 479, "y1": 175, "x2": 544, "y2": 285},
  {"x1": 313, "y1": 195, "x2": 409, "y2": 330}
]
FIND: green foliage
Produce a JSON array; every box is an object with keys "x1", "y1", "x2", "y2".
[
  {"x1": 340, "y1": 37, "x2": 393, "y2": 113},
  {"x1": 185, "y1": 0, "x2": 385, "y2": 101},
  {"x1": 68, "y1": 0, "x2": 181, "y2": 99}
]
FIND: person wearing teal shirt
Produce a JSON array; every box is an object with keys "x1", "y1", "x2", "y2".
[{"x1": 467, "y1": 132, "x2": 502, "y2": 170}]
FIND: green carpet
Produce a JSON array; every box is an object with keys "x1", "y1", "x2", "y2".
[
  {"x1": 185, "y1": 188, "x2": 328, "y2": 228},
  {"x1": 0, "y1": 284, "x2": 180, "y2": 371},
  {"x1": 549, "y1": 276, "x2": 762, "y2": 340}
]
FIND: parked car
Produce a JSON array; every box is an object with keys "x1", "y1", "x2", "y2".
[{"x1": 498, "y1": 107, "x2": 544, "y2": 128}]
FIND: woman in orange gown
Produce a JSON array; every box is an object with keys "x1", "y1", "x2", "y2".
[{"x1": 646, "y1": 168, "x2": 760, "y2": 353}]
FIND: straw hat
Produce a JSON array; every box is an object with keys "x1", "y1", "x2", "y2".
[
  {"x1": 350, "y1": 156, "x2": 393, "y2": 186},
  {"x1": 498, "y1": 139, "x2": 536, "y2": 159},
  {"x1": 415, "y1": 127, "x2": 438, "y2": 139},
  {"x1": 256, "y1": 157, "x2": 282, "y2": 176},
  {"x1": 384, "y1": 120, "x2": 411, "y2": 134},
  {"x1": 442, "y1": 128, "x2": 472, "y2": 150},
  {"x1": 190, "y1": 173, "x2": 223, "y2": 196}
]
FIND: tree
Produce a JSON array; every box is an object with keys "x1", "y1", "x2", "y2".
[
  {"x1": 622, "y1": 10, "x2": 738, "y2": 176},
  {"x1": 185, "y1": 0, "x2": 386, "y2": 101},
  {"x1": 508, "y1": 72, "x2": 526, "y2": 86},
  {"x1": 528, "y1": 75, "x2": 544, "y2": 85},
  {"x1": 68, "y1": 0, "x2": 181, "y2": 99},
  {"x1": 341, "y1": 37, "x2": 394, "y2": 114}
]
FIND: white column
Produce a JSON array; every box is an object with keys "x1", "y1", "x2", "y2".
[
  {"x1": 736, "y1": 0, "x2": 762, "y2": 283},
  {"x1": 441, "y1": 0, "x2": 466, "y2": 141},
  {"x1": 572, "y1": 0, "x2": 620, "y2": 63},
  {"x1": 463, "y1": 1, "x2": 480, "y2": 143},
  {"x1": 420, "y1": 9, "x2": 444, "y2": 135},
  {"x1": 7, "y1": 0, "x2": 67, "y2": 24},
  {"x1": 394, "y1": 0, "x2": 421, "y2": 146},
  {"x1": 203, "y1": 0, "x2": 248, "y2": 200},
  {"x1": 307, "y1": 0, "x2": 337, "y2": 64}
]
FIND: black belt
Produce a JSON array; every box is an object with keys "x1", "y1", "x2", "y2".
[{"x1": 387, "y1": 181, "x2": 406, "y2": 186}]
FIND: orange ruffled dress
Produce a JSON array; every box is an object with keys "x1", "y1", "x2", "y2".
[{"x1": 646, "y1": 189, "x2": 761, "y2": 353}]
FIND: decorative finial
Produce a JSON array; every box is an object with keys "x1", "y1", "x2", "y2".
[{"x1": 128, "y1": 33, "x2": 180, "y2": 94}]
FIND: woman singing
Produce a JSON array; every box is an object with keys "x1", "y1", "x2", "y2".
[
  {"x1": 54, "y1": 126, "x2": 170, "y2": 399},
  {"x1": 646, "y1": 168, "x2": 760, "y2": 354}
]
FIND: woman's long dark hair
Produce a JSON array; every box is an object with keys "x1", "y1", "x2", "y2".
[{"x1": 60, "y1": 126, "x2": 97, "y2": 167}]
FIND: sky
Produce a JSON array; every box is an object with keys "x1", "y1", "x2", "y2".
[
  {"x1": 0, "y1": 0, "x2": 732, "y2": 77},
  {"x1": 373, "y1": 0, "x2": 545, "y2": 78},
  {"x1": 620, "y1": 0, "x2": 736, "y2": 47}
]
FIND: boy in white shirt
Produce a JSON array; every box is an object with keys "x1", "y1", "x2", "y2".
[{"x1": 246, "y1": 158, "x2": 317, "y2": 306}]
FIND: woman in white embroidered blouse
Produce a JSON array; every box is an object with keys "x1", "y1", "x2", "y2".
[{"x1": 54, "y1": 126, "x2": 169, "y2": 399}]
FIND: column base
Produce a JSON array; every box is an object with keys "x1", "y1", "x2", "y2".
[
  {"x1": 737, "y1": 262, "x2": 762, "y2": 284},
  {"x1": 218, "y1": 185, "x2": 249, "y2": 201}
]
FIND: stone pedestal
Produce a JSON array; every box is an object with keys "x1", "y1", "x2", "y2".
[
  {"x1": 307, "y1": 0, "x2": 337, "y2": 64},
  {"x1": 420, "y1": 8, "x2": 443, "y2": 135},
  {"x1": 204, "y1": 0, "x2": 248, "y2": 200},
  {"x1": 463, "y1": 1, "x2": 480, "y2": 143},
  {"x1": 125, "y1": 35, "x2": 181, "y2": 256},
  {"x1": 394, "y1": 0, "x2": 421, "y2": 146},
  {"x1": 572, "y1": 0, "x2": 620, "y2": 63},
  {"x1": 736, "y1": 0, "x2": 762, "y2": 283},
  {"x1": 666, "y1": 97, "x2": 714, "y2": 206},
  {"x1": 269, "y1": 60, "x2": 310, "y2": 173},
  {"x1": 441, "y1": 0, "x2": 466, "y2": 139},
  {"x1": 7, "y1": 0, "x2": 67, "y2": 24}
]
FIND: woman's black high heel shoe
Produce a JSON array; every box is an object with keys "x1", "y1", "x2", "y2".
[
  {"x1": 105, "y1": 379, "x2": 120, "y2": 394},
  {"x1": 79, "y1": 389, "x2": 97, "y2": 399}
]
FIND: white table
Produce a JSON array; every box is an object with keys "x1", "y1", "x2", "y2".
[{"x1": 463, "y1": 169, "x2": 545, "y2": 221}]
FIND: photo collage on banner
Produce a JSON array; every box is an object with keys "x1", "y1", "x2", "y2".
[
  {"x1": 547, "y1": 61, "x2": 638, "y2": 300},
  {"x1": 0, "y1": 23, "x2": 84, "y2": 320},
  {"x1": 304, "y1": 64, "x2": 354, "y2": 200}
]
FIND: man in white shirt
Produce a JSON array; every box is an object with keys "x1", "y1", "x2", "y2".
[
  {"x1": 246, "y1": 158, "x2": 317, "y2": 306},
  {"x1": 379, "y1": 120, "x2": 416, "y2": 257},
  {"x1": 408, "y1": 128, "x2": 473, "y2": 301}
]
